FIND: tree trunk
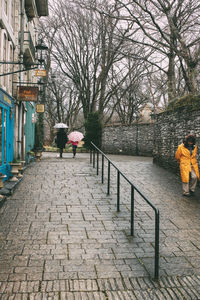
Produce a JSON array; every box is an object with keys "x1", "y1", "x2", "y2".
[
  {"x1": 187, "y1": 67, "x2": 197, "y2": 94},
  {"x1": 167, "y1": 53, "x2": 176, "y2": 101}
]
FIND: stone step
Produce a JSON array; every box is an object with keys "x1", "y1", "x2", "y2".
[{"x1": 0, "y1": 275, "x2": 200, "y2": 298}]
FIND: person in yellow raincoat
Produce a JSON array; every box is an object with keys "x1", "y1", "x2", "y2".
[{"x1": 175, "y1": 134, "x2": 199, "y2": 196}]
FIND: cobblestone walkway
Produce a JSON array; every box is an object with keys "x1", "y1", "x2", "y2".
[{"x1": 0, "y1": 152, "x2": 200, "y2": 299}]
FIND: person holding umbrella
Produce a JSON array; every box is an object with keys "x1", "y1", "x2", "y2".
[
  {"x1": 67, "y1": 140, "x2": 79, "y2": 158},
  {"x1": 67, "y1": 131, "x2": 84, "y2": 158},
  {"x1": 54, "y1": 124, "x2": 68, "y2": 158}
]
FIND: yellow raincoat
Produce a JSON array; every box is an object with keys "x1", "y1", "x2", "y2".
[{"x1": 175, "y1": 143, "x2": 199, "y2": 183}]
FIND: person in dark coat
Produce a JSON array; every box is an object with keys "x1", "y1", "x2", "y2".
[{"x1": 55, "y1": 128, "x2": 68, "y2": 158}]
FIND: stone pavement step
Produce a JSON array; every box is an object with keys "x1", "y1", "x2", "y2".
[
  {"x1": 0, "y1": 152, "x2": 200, "y2": 299},
  {"x1": 0, "y1": 275, "x2": 200, "y2": 299}
]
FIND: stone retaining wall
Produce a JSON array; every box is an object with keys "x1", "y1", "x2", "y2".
[
  {"x1": 153, "y1": 106, "x2": 200, "y2": 173},
  {"x1": 102, "y1": 106, "x2": 200, "y2": 174},
  {"x1": 102, "y1": 123, "x2": 154, "y2": 156}
]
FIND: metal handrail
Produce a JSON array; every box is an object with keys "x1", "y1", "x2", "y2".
[{"x1": 90, "y1": 142, "x2": 160, "y2": 280}]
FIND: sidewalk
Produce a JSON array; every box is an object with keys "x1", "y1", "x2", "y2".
[{"x1": 0, "y1": 152, "x2": 200, "y2": 299}]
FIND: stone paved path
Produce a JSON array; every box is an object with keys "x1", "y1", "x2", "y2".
[{"x1": 0, "y1": 152, "x2": 200, "y2": 299}]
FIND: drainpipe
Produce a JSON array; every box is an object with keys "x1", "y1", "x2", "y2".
[{"x1": 18, "y1": 0, "x2": 24, "y2": 159}]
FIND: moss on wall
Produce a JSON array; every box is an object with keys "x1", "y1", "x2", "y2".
[{"x1": 167, "y1": 94, "x2": 200, "y2": 111}]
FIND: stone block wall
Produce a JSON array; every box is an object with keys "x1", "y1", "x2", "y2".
[
  {"x1": 102, "y1": 123, "x2": 154, "y2": 156},
  {"x1": 153, "y1": 106, "x2": 200, "y2": 173},
  {"x1": 101, "y1": 106, "x2": 200, "y2": 175}
]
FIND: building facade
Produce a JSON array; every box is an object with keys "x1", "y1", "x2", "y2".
[{"x1": 0, "y1": 0, "x2": 48, "y2": 178}]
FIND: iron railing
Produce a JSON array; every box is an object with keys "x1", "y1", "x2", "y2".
[{"x1": 90, "y1": 142, "x2": 160, "y2": 280}]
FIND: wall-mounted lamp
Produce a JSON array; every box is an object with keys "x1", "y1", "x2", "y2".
[
  {"x1": 35, "y1": 39, "x2": 48, "y2": 66},
  {"x1": 0, "y1": 39, "x2": 48, "y2": 77}
]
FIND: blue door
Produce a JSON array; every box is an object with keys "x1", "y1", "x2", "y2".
[{"x1": 0, "y1": 88, "x2": 15, "y2": 179}]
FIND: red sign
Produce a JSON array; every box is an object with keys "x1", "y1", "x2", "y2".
[{"x1": 17, "y1": 86, "x2": 39, "y2": 102}]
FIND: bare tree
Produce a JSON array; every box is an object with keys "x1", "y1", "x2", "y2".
[
  {"x1": 41, "y1": 0, "x2": 146, "y2": 124},
  {"x1": 41, "y1": 0, "x2": 200, "y2": 132},
  {"x1": 105, "y1": 52, "x2": 150, "y2": 125},
  {"x1": 46, "y1": 72, "x2": 81, "y2": 122},
  {"x1": 113, "y1": 0, "x2": 200, "y2": 99},
  {"x1": 44, "y1": 70, "x2": 82, "y2": 143}
]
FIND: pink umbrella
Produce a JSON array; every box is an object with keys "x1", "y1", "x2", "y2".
[{"x1": 68, "y1": 131, "x2": 84, "y2": 142}]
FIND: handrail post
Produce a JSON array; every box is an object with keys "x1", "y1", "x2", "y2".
[
  {"x1": 90, "y1": 150, "x2": 92, "y2": 164},
  {"x1": 90, "y1": 142, "x2": 160, "y2": 280},
  {"x1": 97, "y1": 152, "x2": 99, "y2": 175},
  {"x1": 117, "y1": 171, "x2": 120, "y2": 212},
  {"x1": 93, "y1": 150, "x2": 95, "y2": 168},
  {"x1": 107, "y1": 161, "x2": 110, "y2": 195},
  {"x1": 102, "y1": 155, "x2": 104, "y2": 184},
  {"x1": 130, "y1": 185, "x2": 134, "y2": 236},
  {"x1": 154, "y1": 209, "x2": 160, "y2": 280}
]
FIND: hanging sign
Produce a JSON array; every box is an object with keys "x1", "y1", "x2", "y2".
[
  {"x1": 17, "y1": 86, "x2": 38, "y2": 102},
  {"x1": 35, "y1": 69, "x2": 47, "y2": 77},
  {"x1": 36, "y1": 104, "x2": 45, "y2": 113}
]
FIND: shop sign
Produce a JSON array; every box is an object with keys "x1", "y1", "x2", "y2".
[
  {"x1": 35, "y1": 69, "x2": 47, "y2": 77},
  {"x1": 3, "y1": 95, "x2": 11, "y2": 105},
  {"x1": 0, "y1": 88, "x2": 13, "y2": 107},
  {"x1": 17, "y1": 86, "x2": 38, "y2": 102},
  {"x1": 36, "y1": 104, "x2": 45, "y2": 113}
]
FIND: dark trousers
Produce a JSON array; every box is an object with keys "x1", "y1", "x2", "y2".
[
  {"x1": 59, "y1": 148, "x2": 63, "y2": 158},
  {"x1": 72, "y1": 145, "x2": 77, "y2": 157}
]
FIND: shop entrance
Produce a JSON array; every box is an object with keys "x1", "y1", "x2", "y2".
[{"x1": 0, "y1": 88, "x2": 14, "y2": 179}]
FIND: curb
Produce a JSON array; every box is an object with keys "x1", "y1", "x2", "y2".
[
  {"x1": 0, "y1": 195, "x2": 6, "y2": 208},
  {"x1": 0, "y1": 171, "x2": 25, "y2": 208}
]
